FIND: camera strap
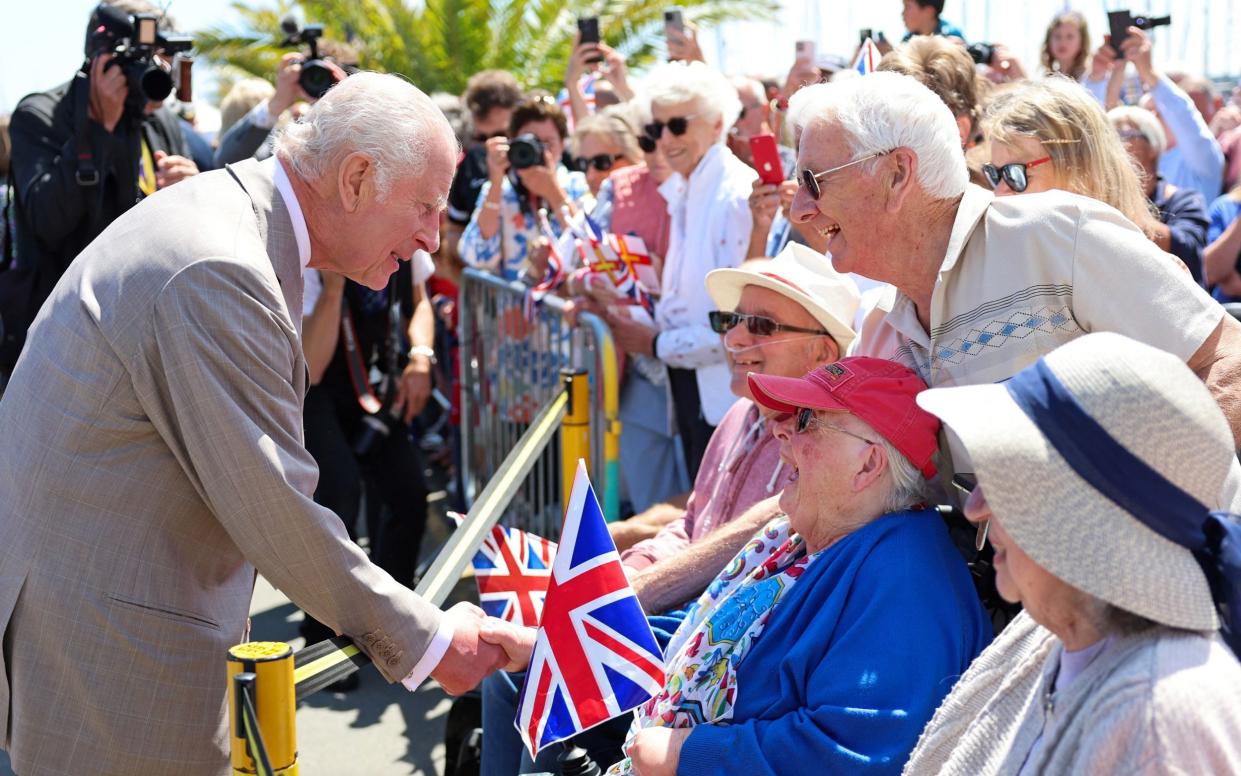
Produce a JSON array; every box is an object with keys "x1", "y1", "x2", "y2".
[
  {"x1": 74, "y1": 67, "x2": 100, "y2": 187},
  {"x1": 339, "y1": 295, "x2": 383, "y2": 415}
]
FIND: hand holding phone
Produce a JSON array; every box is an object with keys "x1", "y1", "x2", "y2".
[
  {"x1": 749, "y1": 134, "x2": 784, "y2": 186},
  {"x1": 1108, "y1": 11, "x2": 1133, "y2": 55},
  {"x1": 577, "y1": 17, "x2": 602, "y2": 64}
]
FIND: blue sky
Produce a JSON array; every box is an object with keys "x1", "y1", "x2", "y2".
[{"x1": 2, "y1": 0, "x2": 1235, "y2": 130}]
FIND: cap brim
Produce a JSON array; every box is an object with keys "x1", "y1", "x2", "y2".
[
  {"x1": 748, "y1": 371, "x2": 852, "y2": 416},
  {"x1": 917, "y1": 385, "x2": 1219, "y2": 632},
  {"x1": 706, "y1": 269, "x2": 857, "y2": 353}
]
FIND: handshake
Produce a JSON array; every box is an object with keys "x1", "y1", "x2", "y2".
[{"x1": 426, "y1": 602, "x2": 539, "y2": 695}]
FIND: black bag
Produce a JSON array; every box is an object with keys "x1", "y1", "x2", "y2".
[{"x1": 0, "y1": 180, "x2": 36, "y2": 378}]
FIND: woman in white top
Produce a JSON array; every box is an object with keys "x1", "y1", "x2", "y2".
[
  {"x1": 905, "y1": 332, "x2": 1241, "y2": 776},
  {"x1": 604, "y1": 61, "x2": 756, "y2": 482}
]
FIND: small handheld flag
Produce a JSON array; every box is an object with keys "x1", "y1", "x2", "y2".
[
  {"x1": 515, "y1": 462, "x2": 665, "y2": 756},
  {"x1": 450, "y1": 512, "x2": 557, "y2": 628},
  {"x1": 854, "y1": 37, "x2": 881, "y2": 76}
]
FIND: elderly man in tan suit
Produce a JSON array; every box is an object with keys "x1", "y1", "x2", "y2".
[{"x1": 0, "y1": 72, "x2": 506, "y2": 775}]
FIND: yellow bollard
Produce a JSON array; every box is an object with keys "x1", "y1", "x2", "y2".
[
  {"x1": 560, "y1": 369, "x2": 591, "y2": 509},
  {"x1": 227, "y1": 641, "x2": 298, "y2": 776}
]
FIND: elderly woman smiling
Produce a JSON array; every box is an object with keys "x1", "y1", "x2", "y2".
[
  {"x1": 905, "y1": 332, "x2": 1241, "y2": 775},
  {"x1": 483, "y1": 358, "x2": 990, "y2": 775}
]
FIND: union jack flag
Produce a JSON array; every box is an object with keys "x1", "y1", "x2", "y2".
[
  {"x1": 515, "y1": 461, "x2": 665, "y2": 757},
  {"x1": 854, "y1": 37, "x2": 881, "y2": 76},
  {"x1": 447, "y1": 512, "x2": 556, "y2": 628}
]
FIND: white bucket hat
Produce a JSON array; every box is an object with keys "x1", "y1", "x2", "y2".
[
  {"x1": 705, "y1": 243, "x2": 860, "y2": 353},
  {"x1": 917, "y1": 332, "x2": 1241, "y2": 634}
]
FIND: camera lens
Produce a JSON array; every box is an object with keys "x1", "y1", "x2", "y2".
[
  {"x1": 139, "y1": 64, "x2": 174, "y2": 102},
  {"x1": 299, "y1": 60, "x2": 338, "y2": 100},
  {"x1": 507, "y1": 134, "x2": 546, "y2": 169}
]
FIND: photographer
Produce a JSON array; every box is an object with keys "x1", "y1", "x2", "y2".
[
  {"x1": 213, "y1": 38, "x2": 353, "y2": 167},
  {"x1": 446, "y1": 70, "x2": 524, "y2": 229},
  {"x1": 459, "y1": 95, "x2": 590, "y2": 282},
  {"x1": 3, "y1": 1, "x2": 196, "y2": 377}
]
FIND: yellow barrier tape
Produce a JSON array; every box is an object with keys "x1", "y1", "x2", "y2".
[{"x1": 292, "y1": 643, "x2": 361, "y2": 687}]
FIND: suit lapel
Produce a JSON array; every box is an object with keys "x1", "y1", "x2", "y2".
[{"x1": 225, "y1": 158, "x2": 305, "y2": 338}]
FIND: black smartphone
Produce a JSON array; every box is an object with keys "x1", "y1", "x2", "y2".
[
  {"x1": 577, "y1": 16, "x2": 602, "y2": 64},
  {"x1": 1109, "y1": 10, "x2": 1134, "y2": 55},
  {"x1": 859, "y1": 28, "x2": 873, "y2": 45}
]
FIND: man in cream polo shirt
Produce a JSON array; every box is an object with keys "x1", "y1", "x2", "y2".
[{"x1": 784, "y1": 72, "x2": 1241, "y2": 473}]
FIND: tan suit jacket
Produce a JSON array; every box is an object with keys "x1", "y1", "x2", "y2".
[{"x1": 0, "y1": 158, "x2": 442, "y2": 775}]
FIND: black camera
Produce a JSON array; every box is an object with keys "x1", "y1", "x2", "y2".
[
  {"x1": 966, "y1": 42, "x2": 996, "y2": 66},
  {"x1": 1108, "y1": 11, "x2": 1172, "y2": 54},
  {"x1": 352, "y1": 409, "x2": 404, "y2": 459},
  {"x1": 86, "y1": 4, "x2": 194, "y2": 114},
  {"x1": 280, "y1": 16, "x2": 341, "y2": 100},
  {"x1": 507, "y1": 133, "x2": 547, "y2": 169}
]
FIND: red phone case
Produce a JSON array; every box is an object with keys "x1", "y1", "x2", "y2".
[{"x1": 749, "y1": 134, "x2": 784, "y2": 185}]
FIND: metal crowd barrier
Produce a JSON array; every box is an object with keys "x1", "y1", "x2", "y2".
[{"x1": 458, "y1": 268, "x2": 621, "y2": 535}]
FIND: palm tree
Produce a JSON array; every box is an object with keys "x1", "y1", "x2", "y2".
[{"x1": 195, "y1": 0, "x2": 778, "y2": 99}]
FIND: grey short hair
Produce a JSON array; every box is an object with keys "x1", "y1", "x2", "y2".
[
  {"x1": 788, "y1": 71, "x2": 968, "y2": 200},
  {"x1": 570, "y1": 110, "x2": 642, "y2": 162},
  {"x1": 277, "y1": 72, "x2": 458, "y2": 199},
  {"x1": 879, "y1": 436, "x2": 932, "y2": 514},
  {"x1": 1108, "y1": 105, "x2": 1168, "y2": 157},
  {"x1": 641, "y1": 61, "x2": 742, "y2": 144}
]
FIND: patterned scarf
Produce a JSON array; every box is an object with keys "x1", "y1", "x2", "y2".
[{"x1": 607, "y1": 516, "x2": 817, "y2": 774}]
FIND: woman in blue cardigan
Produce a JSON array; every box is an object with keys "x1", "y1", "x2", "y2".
[{"x1": 482, "y1": 357, "x2": 991, "y2": 775}]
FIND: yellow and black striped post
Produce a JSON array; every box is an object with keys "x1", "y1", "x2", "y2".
[
  {"x1": 560, "y1": 369, "x2": 591, "y2": 509},
  {"x1": 227, "y1": 642, "x2": 298, "y2": 776}
]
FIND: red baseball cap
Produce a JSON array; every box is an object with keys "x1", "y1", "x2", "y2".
[{"x1": 748, "y1": 357, "x2": 940, "y2": 478}]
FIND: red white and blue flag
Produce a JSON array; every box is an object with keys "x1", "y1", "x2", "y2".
[
  {"x1": 854, "y1": 37, "x2": 881, "y2": 76},
  {"x1": 447, "y1": 513, "x2": 556, "y2": 628},
  {"x1": 515, "y1": 461, "x2": 665, "y2": 756}
]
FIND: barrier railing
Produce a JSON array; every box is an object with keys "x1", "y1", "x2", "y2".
[
  {"x1": 458, "y1": 268, "x2": 621, "y2": 534},
  {"x1": 228, "y1": 373, "x2": 588, "y2": 774}
]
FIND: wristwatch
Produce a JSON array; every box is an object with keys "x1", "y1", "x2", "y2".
[{"x1": 407, "y1": 345, "x2": 437, "y2": 364}]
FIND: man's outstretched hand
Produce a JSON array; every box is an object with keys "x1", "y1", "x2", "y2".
[
  {"x1": 429, "y1": 603, "x2": 509, "y2": 695},
  {"x1": 478, "y1": 616, "x2": 537, "y2": 672}
]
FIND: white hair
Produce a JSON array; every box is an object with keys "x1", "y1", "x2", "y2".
[
  {"x1": 788, "y1": 71, "x2": 967, "y2": 200},
  {"x1": 277, "y1": 72, "x2": 458, "y2": 199},
  {"x1": 640, "y1": 61, "x2": 742, "y2": 144},
  {"x1": 878, "y1": 436, "x2": 932, "y2": 514},
  {"x1": 1107, "y1": 105, "x2": 1168, "y2": 157}
]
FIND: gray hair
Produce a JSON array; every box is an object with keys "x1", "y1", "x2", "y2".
[
  {"x1": 277, "y1": 72, "x2": 458, "y2": 199},
  {"x1": 1107, "y1": 105, "x2": 1168, "y2": 157},
  {"x1": 641, "y1": 61, "x2": 742, "y2": 144},
  {"x1": 788, "y1": 71, "x2": 968, "y2": 200},
  {"x1": 878, "y1": 436, "x2": 932, "y2": 514},
  {"x1": 569, "y1": 110, "x2": 642, "y2": 162}
]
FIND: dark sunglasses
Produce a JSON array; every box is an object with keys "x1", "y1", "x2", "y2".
[
  {"x1": 638, "y1": 134, "x2": 657, "y2": 153},
  {"x1": 790, "y1": 408, "x2": 877, "y2": 444},
  {"x1": 573, "y1": 153, "x2": 620, "y2": 172},
  {"x1": 950, "y1": 473, "x2": 989, "y2": 551},
  {"x1": 800, "y1": 151, "x2": 888, "y2": 200},
  {"x1": 643, "y1": 114, "x2": 698, "y2": 140},
  {"x1": 708, "y1": 310, "x2": 830, "y2": 338},
  {"x1": 473, "y1": 130, "x2": 506, "y2": 143},
  {"x1": 981, "y1": 156, "x2": 1050, "y2": 193}
]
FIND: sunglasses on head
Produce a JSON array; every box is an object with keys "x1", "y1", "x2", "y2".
[
  {"x1": 708, "y1": 310, "x2": 831, "y2": 338},
  {"x1": 799, "y1": 150, "x2": 889, "y2": 200},
  {"x1": 981, "y1": 156, "x2": 1050, "y2": 193},
  {"x1": 573, "y1": 153, "x2": 620, "y2": 172},
  {"x1": 950, "y1": 472, "x2": 989, "y2": 552},
  {"x1": 638, "y1": 134, "x2": 657, "y2": 153},
  {"x1": 644, "y1": 114, "x2": 698, "y2": 140}
]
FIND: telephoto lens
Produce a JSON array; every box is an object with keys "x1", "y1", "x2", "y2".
[
  {"x1": 507, "y1": 134, "x2": 546, "y2": 169},
  {"x1": 299, "y1": 59, "x2": 338, "y2": 100}
]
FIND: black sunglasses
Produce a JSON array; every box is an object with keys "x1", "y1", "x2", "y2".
[
  {"x1": 981, "y1": 156, "x2": 1050, "y2": 193},
  {"x1": 573, "y1": 153, "x2": 620, "y2": 172},
  {"x1": 950, "y1": 473, "x2": 989, "y2": 552},
  {"x1": 643, "y1": 114, "x2": 698, "y2": 140},
  {"x1": 709, "y1": 310, "x2": 830, "y2": 338},
  {"x1": 638, "y1": 134, "x2": 657, "y2": 153},
  {"x1": 799, "y1": 151, "x2": 888, "y2": 200}
]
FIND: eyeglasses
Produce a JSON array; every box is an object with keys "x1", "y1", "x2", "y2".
[
  {"x1": 638, "y1": 134, "x2": 657, "y2": 153},
  {"x1": 709, "y1": 310, "x2": 831, "y2": 338},
  {"x1": 950, "y1": 472, "x2": 989, "y2": 552},
  {"x1": 793, "y1": 408, "x2": 877, "y2": 444},
  {"x1": 644, "y1": 114, "x2": 698, "y2": 140},
  {"x1": 981, "y1": 156, "x2": 1050, "y2": 193},
  {"x1": 799, "y1": 151, "x2": 889, "y2": 200},
  {"x1": 1116, "y1": 129, "x2": 1148, "y2": 144},
  {"x1": 573, "y1": 153, "x2": 620, "y2": 172}
]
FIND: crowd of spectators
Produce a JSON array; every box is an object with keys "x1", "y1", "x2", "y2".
[{"x1": 3, "y1": 0, "x2": 1241, "y2": 774}]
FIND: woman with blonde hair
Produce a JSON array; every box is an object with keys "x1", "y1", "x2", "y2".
[
  {"x1": 1041, "y1": 11, "x2": 1091, "y2": 81},
  {"x1": 983, "y1": 76, "x2": 1161, "y2": 240}
]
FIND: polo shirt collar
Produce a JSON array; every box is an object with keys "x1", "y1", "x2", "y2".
[{"x1": 937, "y1": 183, "x2": 994, "y2": 277}]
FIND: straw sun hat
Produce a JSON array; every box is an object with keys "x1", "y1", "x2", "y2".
[{"x1": 917, "y1": 332, "x2": 1240, "y2": 633}]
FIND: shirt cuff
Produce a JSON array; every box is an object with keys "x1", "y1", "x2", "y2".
[
  {"x1": 250, "y1": 100, "x2": 278, "y2": 130},
  {"x1": 400, "y1": 616, "x2": 456, "y2": 691}
]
